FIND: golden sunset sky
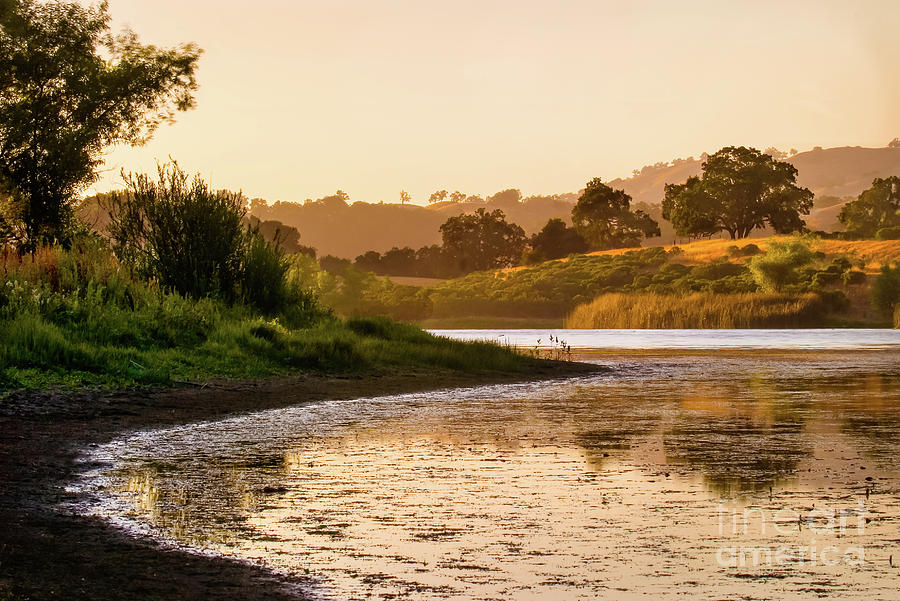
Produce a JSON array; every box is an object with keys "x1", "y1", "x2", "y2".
[{"x1": 93, "y1": 0, "x2": 900, "y2": 205}]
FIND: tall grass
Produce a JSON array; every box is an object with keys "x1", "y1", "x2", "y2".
[
  {"x1": 565, "y1": 292, "x2": 825, "y2": 329},
  {"x1": 0, "y1": 242, "x2": 541, "y2": 390}
]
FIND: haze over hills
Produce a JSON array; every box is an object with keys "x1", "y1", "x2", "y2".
[{"x1": 249, "y1": 144, "x2": 900, "y2": 258}]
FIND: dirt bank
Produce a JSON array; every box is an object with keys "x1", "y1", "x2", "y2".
[{"x1": 0, "y1": 362, "x2": 599, "y2": 600}]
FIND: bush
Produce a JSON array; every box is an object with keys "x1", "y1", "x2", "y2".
[
  {"x1": 873, "y1": 263, "x2": 900, "y2": 314},
  {"x1": 748, "y1": 240, "x2": 815, "y2": 292},
  {"x1": 240, "y1": 230, "x2": 288, "y2": 314},
  {"x1": 727, "y1": 243, "x2": 761, "y2": 258}
]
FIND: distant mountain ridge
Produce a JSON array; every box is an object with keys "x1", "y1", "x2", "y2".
[{"x1": 250, "y1": 145, "x2": 900, "y2": 258}]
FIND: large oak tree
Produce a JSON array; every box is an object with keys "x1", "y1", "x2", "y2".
[
  {"x1": 662, "y1": 146, "x2": 813, "y2": 240},
  {"x1": 0, "y1": 0, "x2": 201, "y2": 248}
]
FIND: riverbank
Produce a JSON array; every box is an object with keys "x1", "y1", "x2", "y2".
[{"x1": 0, "y1": 362, "x2": 599, "y2": 601}]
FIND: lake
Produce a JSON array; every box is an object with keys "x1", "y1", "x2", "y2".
[{"x1": 71, "y1": 329, "x2": 900, "y2": 600}]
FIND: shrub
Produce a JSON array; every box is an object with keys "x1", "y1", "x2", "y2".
[
  {"x1": 240, "y1": 230, "x2": 288, "y2": 314},
  {"x1": 108, "y1": 162, "x2": 247, "y2": 300},
  {"x1": 748, "y1": 240, "x2": 815, "y2": 292},
  {"x1": 873, "y1": 263, "x2": 900, "y2": 314},
  {"x1": 727, "y1": 243, "x2": 761, "y2": 258}
]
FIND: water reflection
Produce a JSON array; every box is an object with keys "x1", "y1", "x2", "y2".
[{"x1": 77, "y1": 348, "x2": 900, "y2": 600}]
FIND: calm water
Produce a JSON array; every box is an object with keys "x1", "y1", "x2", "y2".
[
  {"x1": 71, "y1": 330, "x2": 900, "y2": 600},
  {"x1": 430, "y1": 328, "x2": 900, "y2": 350}
]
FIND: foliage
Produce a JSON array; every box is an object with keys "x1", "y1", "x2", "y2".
[
  {"x1": 748, "y1": 240, "x2": 816, "y2": 292},
  {"x1": 247, "y1": 216, "x2": 316, "y2": 256},
  {"x1": 571, "y1": 179, "x2": 660, "y2": 250},
  {"x1": 0, "y1": 243, "x2": 538, "y2": 390},
  {"x1": 727, "y1": 243, "x2": 762, "y2": 258},
  {"x1": 662, "y1": 146, "x2": 813, "y2": 239},
  {"x1": 354, "y1": 244, "x2": 460, "y2": 278},
  {"x1": 525, "y1": 218, "x2": 587, "y2": 263},
  {"x1": 440, "y1": 208, "x2": 526, "y2": 273},
  {"x1": 108, "y1": 163, "x2": 246, "y2": 301},
  {"x1": 872, "y1": 263, "x2": 900, "y2": 315},
  {"x1": 566, "y1": 292, "x2": 825, "y2": 329},
  {"x1": 0, "y1": 0, "x2": 201, "y2": 248},
  {"x1": 427, "y1": 248, "x2": 672, "y2": 318},
  {"x1": 838, "y1": 177, "x2": 900, "y2": 238}
]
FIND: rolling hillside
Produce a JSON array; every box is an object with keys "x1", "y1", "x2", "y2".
[{"x1": 246, "y1": 144, "x2": 900, "y2": 258}]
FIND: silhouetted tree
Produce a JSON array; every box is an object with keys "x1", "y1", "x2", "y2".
[
  {"x1": 487, "y1": 188, "x2": 522, "y2": 208},
  {"x1": 319, "y1": 254, "x2": 352, "y2": 274},
  {"x1": 428, "y1": 189, "x2": 448, "y2": 204},
  {"x1": 571, "y1": 179, "x2": 660, "y2": 250},
  {"x1": 449, "y1": 190, "x2": 466, "y2": 203},
  {"x1": 526, "y1": 218, "x2": 587, "y2": 263},
  {"x1": 0, "y1": 0, "x2": 201, "y2": 249},
  {"x1": 662, "y1": 146, "x2": 813, "y2": 239},
  {"x1": 838, "y1": 177, "x2": 900, "y2": 237},
  {"x1": 440, "y1": 208, "x2": 526, "y2": 272},
  {"x1": 399, "y1": 190, "x2": 411, "y2": 204}
]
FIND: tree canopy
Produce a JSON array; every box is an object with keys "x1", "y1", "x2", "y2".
[
  {"x1": 838, "y1": 177, "x2": 899, "y2": 238},
  {"x1": 440, "y1": 208, "x2": 526, "y2": 273},
  {"x1": 0, "y1": 0, "x2": 201, "y2": 248},
  {"x1": 662, "y1": 146, "x2": 813, "y2": 240},
  {"x1": 526, "y1": 217, "x2": 587, "y2": 263},
  {"x1": 571, "y1": 178, "x2": 660, "y2": 250}
]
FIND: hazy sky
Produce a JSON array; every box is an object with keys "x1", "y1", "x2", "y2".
[{"x1": 92, "y1": 0, "x2": 900, "y2": 204}]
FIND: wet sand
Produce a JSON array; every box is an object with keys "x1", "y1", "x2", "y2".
[{"x1": 0, "y1": 363, "x2": 598, "y2": 600}]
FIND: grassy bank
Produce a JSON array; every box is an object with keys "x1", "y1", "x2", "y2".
[
  {"x1": 584, "y1": 237, "x2": 900, "y2": 272},
  {"x1": 0, "y1": 243, "x2": 545, "y2": 392},
  {"x1": 565, "y1": 292, "x2": 826, "y2": 329}
]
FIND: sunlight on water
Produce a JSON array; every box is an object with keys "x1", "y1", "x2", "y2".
[{"x1": 71, "y1": 331, "x2": 900, "y2": 600}]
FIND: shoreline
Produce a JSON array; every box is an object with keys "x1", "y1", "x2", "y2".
[{"x1": 0, "y1": 362, "x2": 599, "y2": 601}]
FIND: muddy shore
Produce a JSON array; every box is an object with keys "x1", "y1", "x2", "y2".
[{"x1": 0, "y1": 362, "x2": 598, "y2": 600}]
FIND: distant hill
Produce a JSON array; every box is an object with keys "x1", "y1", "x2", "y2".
[
  {"x1": 252, "y1": 195, "x2": 577, "y2": 259},
  {"x1": 249, "y1": 145, "x2": 900, "y2": 258}
]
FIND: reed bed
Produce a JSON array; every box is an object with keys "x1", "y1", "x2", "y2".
[{"x1": 565, "y1": 292, "x2": 825, "y2": 329}]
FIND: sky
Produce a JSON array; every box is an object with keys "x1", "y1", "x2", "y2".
[{"x1": 91, "y1": 0, "x2": 900, "y2": 205}]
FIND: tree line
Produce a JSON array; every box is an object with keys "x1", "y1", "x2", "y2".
[{"x1": 1, "y1": 0, "x2": 895, "y2": 286}]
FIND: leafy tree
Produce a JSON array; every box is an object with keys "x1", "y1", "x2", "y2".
[
  {"x1": 838, "y1": 177, "x2": 899, "y2": 238},
  {"x1": 872, "y1": 263, "x2": 900, "y2": 315},
  {"x1": 527, "y1": 217, "x2": 587, "y2": 263},
  {"x1": 440, "y1": 208, "x2": 526, "y2": 273},
  {"x1": 399, "y1": 190, "x2": 411, "y2": 204},
  {"x1": 0, "y1": 0, "x2": 201, "y2": 248},
  {"x1": 571, "y1": 178, "x2": 660, "y2": 250},
  {"x1": 487, "y1": 188, "x2": 522, "y2": 208},
  {"x1": 662, "y1": 146, "x2": 813, "y2": 239}
]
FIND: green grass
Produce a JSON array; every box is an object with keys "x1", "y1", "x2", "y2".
[{"x1": 0, "y1": 243, "x2": 542, "y2": 392}]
